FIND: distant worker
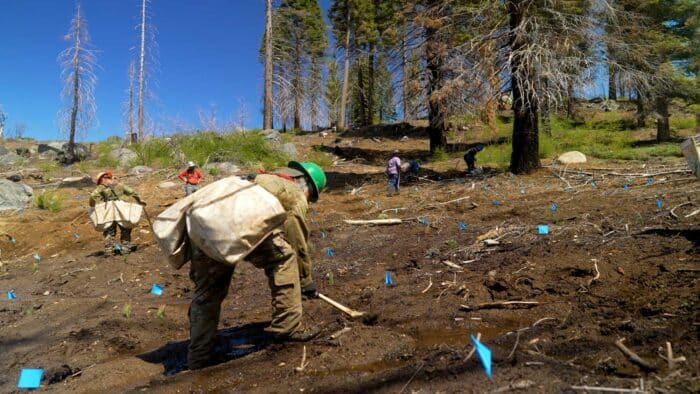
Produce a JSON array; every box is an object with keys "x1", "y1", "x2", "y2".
[
  {"x1": 187, "y1": 161, "x2": 326, "y2": 369},
  {"x1": 464, "y1": 144, "x2": 485, "y2": 175},
  {"x1": 386, "y1": 150, "x2": 402, "y2": 196},
  {"x1": 89, "y1": 171, "x2": 145, "y2": 255},
  {"x1": 407, "y1": 159, "x2": 421, "y2": 182},
  {"x1": 179, "y1": 161, "x2": 203, "y2": 196}
]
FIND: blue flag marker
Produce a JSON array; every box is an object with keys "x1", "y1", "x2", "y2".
[
  {"x1": 471, "y1": 335, "x2": 493, "y2": 380},
  {"x1": 17, "y1": 368, "x2": 43, "y2": 389},
  {"x1": 33, "y1": 253, "x2": 40, "y2": 262},
  {"x1": 550, "y1": 203, "x2": 557, "y2": 213},
  {"x1": 565, "y1": 186, "x2": 571, "y2": 193},
  {"x1": 647, "y1": 177, "x2": 653, "y2": 185},
  {"x1": 623, "y1": 184, "x2": 629, "y2": 191},
  {"x1": 326, "y1": 248, "x2": 334, "y2": 257},
  {"x1": 7, "y1": 290, "x2": 17, "y2": 300},
  {"x1": 385, "y1": 271, "x2": 394, "y2": 286},
  {"x1": 151, "y1": 284, "x2": 163, "y2": 296},
  {"x1": 493, "y1": 200, "x2": 501, "y2": 206},
  {"x1": 10, "y1": 237, "x2": 16, "y2": 245},
  {"x1": 421, "y1": 217, "x2": 428, "y2": 225},
  {"x1": 114, "y1": 244, "x2": 122, "y2": 253},
  {"x1": 459, "y1": 222, "x2": 467, "y2": 231},
  {"x1": 591, "y1": 181, "x2": 597, "y2": 188},
  {"x1": 538, "y1": 225, "x2": 549, "y2": 235},
  {"x1": 656, "y1": 198, "x2": 662, "y2": 209}
]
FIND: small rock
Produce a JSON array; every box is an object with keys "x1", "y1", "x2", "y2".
[
  {"x1": 556, "y1": 151, "x2": 587, "y2": 164},
  {"x1": 203, "y1": 162, "x2": 240, "y2": 175},
  {"x1": 261, "y1": 129, "x2": 282, "y2": 144},
  {"x1": 280, "y1": 143, "x2": 297, "y2": 157},
  {"x1": 110, "y1": 148, "x2": 138, "y2": 167},
  {"x1": 60, "y1": 175, "x2": 95, "y2": 188},
  {"x1": 157, "y1": 181, "x2": 177, "y2": 189},
  {"x1": 43, "y1": 290, "x2": 50, "y2": 296},
  {"x1": 128, "y1": 165, "x2": 153, "y2": 176}
]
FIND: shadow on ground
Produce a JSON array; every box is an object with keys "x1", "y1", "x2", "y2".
[{"x1": 137, "y1": 322, "x2": 273, "y2": 376}]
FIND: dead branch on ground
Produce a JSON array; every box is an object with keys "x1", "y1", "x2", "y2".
[
  {"x1": 614, "y1": 338, "x2": 658, "y2": 372},
  {"x1": 460, "y1": 301, "x2": 540, "y2": 312}
]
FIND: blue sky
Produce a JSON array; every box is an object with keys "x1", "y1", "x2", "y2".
[{"x1": 0, "y1": 0, "x2": 330, "y2": 142}]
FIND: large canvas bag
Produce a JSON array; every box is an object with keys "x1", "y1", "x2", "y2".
[
  {"x1": 152, "y1": 176, "x2": 287, "y2": 269},
  {"x1": 90, "y1": 201, "x2": 143, "y2": 231}
]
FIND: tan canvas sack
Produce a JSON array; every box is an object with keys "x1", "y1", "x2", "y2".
[{"x1": 90, "y1": 201, "x2": 143, "y2": 231}]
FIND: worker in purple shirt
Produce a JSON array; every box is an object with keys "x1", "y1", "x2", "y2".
[{"x1": 386, "y1": 150, "x2": 402, "y2": 196}]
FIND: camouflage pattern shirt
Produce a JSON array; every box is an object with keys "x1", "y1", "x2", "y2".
[{"x1": 89, "y1": 184, "x2": 140, "y2": 205}]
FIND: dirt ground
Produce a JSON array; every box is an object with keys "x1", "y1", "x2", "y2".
[{"x1": 1, "y1": 131, "x2": 698, "y2": 393}]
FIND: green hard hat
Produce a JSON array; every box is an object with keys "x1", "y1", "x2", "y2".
[{"x1": 288, "y1": 161, "x2": 326, "y2": 202}]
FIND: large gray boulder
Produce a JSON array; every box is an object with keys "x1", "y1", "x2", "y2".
[
  {"x1": 280, "y1": 143, "x2": 297, "y2": 158},
  {"x1": 261, "y1": 129, "x2": 282, "y2": 144},
  {"x1": 57, "y1": 143, "x2": 90, "y2": 164},
  {"x1": 37, "y1": 142, "x2": 64, "y2": 154},
  {"x1": 0, "y1": 152, "x2": 21, "y2": 166},
  {"x1": 128, "y1": 165, "x2": 153, "y2": 176},
  {"x1": 59, "y1": 175, "x2": 95, "y2": 188},
  {"x1": 110, "y1": 148, "x2": 138, "y2": 167},
  {"x1": 556, "y1": 151, "x2": 587, "y2": 164},
  {"x1": 0, "y1": 179, "x2": 33, "y2": 211},
  {"x1": 0, "y1": 145, "x2": 9, "y2": 155},
  {"x1": 203, "y1": 162, "x2": 240, "y2": 175}
]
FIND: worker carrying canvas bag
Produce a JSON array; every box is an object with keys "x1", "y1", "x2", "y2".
[
  {"x1": 89, "y1": 200, "x2": 143, "y2": 232},
  {"x1": 151, "y1": 176, "x2": 287, "y2": 269}
]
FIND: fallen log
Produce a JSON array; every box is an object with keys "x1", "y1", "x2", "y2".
[
  {"x1": 343, "y1": 219, "x2": 402, "y2": 225},
  {"x1": 460, "y1": 301, "x2": 540, "y2": 312}
]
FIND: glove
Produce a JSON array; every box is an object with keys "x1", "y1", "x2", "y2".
[
  {"x1": 136, "y1": 197, "x2": 147, "y2": 206},
  {"x1": 301, "y1": 282, "x2": 319, "y2": 300}
]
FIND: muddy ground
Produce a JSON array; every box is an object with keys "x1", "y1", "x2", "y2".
[{"x1": 1, "y1": 131, "x2": 698, "y2": 393}]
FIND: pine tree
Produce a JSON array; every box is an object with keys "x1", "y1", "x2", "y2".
[{"x1": 324, "y1": 57, "x2": 342, "y2": 127}]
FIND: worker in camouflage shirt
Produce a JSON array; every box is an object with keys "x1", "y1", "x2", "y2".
[{"x1": 89, "y1": 171, "x2": 144, "y2": 255}]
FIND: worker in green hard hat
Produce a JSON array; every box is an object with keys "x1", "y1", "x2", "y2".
[{"x1": 187, "y1": 161, "x2": 327, "y2": 370}]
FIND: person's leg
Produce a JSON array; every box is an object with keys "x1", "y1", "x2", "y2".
[
  {"x1": 103, "y1": 224, "x2": 116, "y2": 255},
  {"x1": 247, "y1": 232, "x2": 303, "y2": 337},
  {"x1": 119, "y1": 225, "x2": 132, "y2": 254},
  {"x1": 185, "y1": 184, "x2": 198, "y2": 196},
  {"x1": 188, "y1": 249, "x2": 235, "y2": 369},
  {"x1": 395, "y1": 173, "x2": 401, "y2": 195}
]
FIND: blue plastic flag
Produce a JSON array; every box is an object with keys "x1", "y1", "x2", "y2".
[
  {"x1": 565, "y1": 187, "x2": 571, "y2": 193},
  {"x1": 493, "y1": 200, "x2": 500, "y2": 206},
  {"x1": 538, "y1": 225, "x2": 549, "y2": 235},
  {"x1": 73, "y1": 233, "x2": 80, "y2": 239},
  {"x1": 459, "y1": 222, "x2": 467, "y2": 231},
  {"x1": 114, "y1": 244, "x2": 122, "y2": 253},
  {"x1": 17, "y1": 368, "x2": 43, "y2": 389},
  {"x1": 591, "y1": 181, "x2": 597, "y2": 188},
  {"x1": 320, "y1": 231, "x2": 326, "y2": 239},
  {"x1": 326, "y1": 248, "x2": 334, "y2": 257},
  {"x1": 471, "y1": 335, "x2": 493, "y2": 380},
  {"x1": 421, "y1": 217, "x2": 428, "y2": 225},
  {"x1": 647, "y1": 177, "x2": 653, "y2": 185},
  {"x1": 385, "y1": 271, "x2": 393, "y2": 286},
  {"x1": 10, "y1": 237, "x2": 16, "y2": 245},
  {"x1": 33, "y1": 253, "x2": 41, "y2": 262},
  {"x1": 656, "y1": 198, "x2": 662, "y2": 209},
  {"x1": 550, "y1": 203, "x2": 557, "y2": 213},
  {"x1": 627, "y1": 177, "x2": 633, "y2": 184},
  {"x1": 150, "y1": 284, "x2": 163, "y2": 296},
  {"x1": 623, "y1": 184, "x2": 629, "y2": 191},
  {"x1": 7, "y1": 290, "x2": 16, "y2": 300}
]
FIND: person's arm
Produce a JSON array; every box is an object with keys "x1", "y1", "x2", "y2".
[
  {"x1": 88, "y1": 187, "x2": 101, "y2": 207},
  {"x1": 178, "y1": 169, "x2": 187, "y2": 182},
  {"x1": 196, "y1": 169, "x2": 203, "y2": 182},
  {"x1": 121, "y1": 184, "x2": 144, "y2": 204}
]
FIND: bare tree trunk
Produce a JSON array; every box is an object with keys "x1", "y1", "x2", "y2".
[
  {"x1": 508, "y1": 0, "x2": 540, "y2": 174},
  {"x1": 608, "y1": 62, "x2": 617, "y2": 100},
  {"x1": 337, "y1": 6, "x2": 351, "y2": 131},
  {"x1": 401, "y1": 29, "x2": 408, "y2": 122},
  {"x1": 137, "y1": 0, "x2": 147, "y2": 142},
  {"x1": 566, "y1": 79, "x2": 576, "y2": 120},
  {"x1": 635, "y1": 89, "x2": 647, "y2": 128},
  {"x1": 293, "y1": 40, "x2": 302, "y2": 130},
  {"x1": 357, "y1": 58, "x2": 367, "y2": 127},
  {"x1": 425, "y1": 17, "x2": 446, "y2": 153},
  {"x1": 263, "y1": 0, "x2": 273, "y2": 130},
  {"x1": 127, "y1": 62, "x2": 135, "y2": 144},
  {"x1": 367, "y1": 44, "x2": 375, "y2": 126},
  {"x1": 655, "y1": 96, "x2": 670, "y2": 142},
  {"x1": 68, "y1": 6, "x2": 82, "y2": 160}
]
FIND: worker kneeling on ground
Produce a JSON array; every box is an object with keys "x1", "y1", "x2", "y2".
[
  {"x1": 89, "y1": 171, "x2": 145, "y2": 255},
  {"x1": 186, "y1": 161, "x2": 326, "y2": 369}
]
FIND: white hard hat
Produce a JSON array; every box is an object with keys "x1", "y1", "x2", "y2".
[{"x1": 187, "y1": 161, "x2": 196, "y2": 168}]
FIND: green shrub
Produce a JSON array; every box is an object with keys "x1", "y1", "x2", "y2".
[
  {"x1": 431, "y1": 147, "x2": 449, "y2": 162},
  {"x1": 38, "y1": 160, "x2": 60, "y2": 179},
  {"x1": 94, "y1": 140, "x2": 120, "y2": 168},
  {"x1": 670, "y1": 115, "x2": 695, "y2": 130},
  {"x1": 128, "y1": 139, "x2": 178, "y2": 168},
  {"x1": 34, "y1": 190, "x2": 63, "y2": 212},
  {"x1": 176, "y1": 131, "x2": 289, "y2": 170}
]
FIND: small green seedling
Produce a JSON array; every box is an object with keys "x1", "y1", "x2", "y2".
[
  {"x1": 122, "y1": 303, "x2": 133, "y2": 318},
  {"x1": 156, "y1": 305, "x2": 166, "y2": 319}
]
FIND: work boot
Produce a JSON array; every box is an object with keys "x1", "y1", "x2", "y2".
[
  {"x1": 104, "y1": 235, "x2": 115, "y2": 256},
  {"x1": 301, "y1": 282, "x2": 319, "y2": 300},
  {"x1": 273, "y1": 326, "x2": 321, "y2": 343},
  {"x1": 121, "y1": 241, "x2": 132, "y2": 255}
]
